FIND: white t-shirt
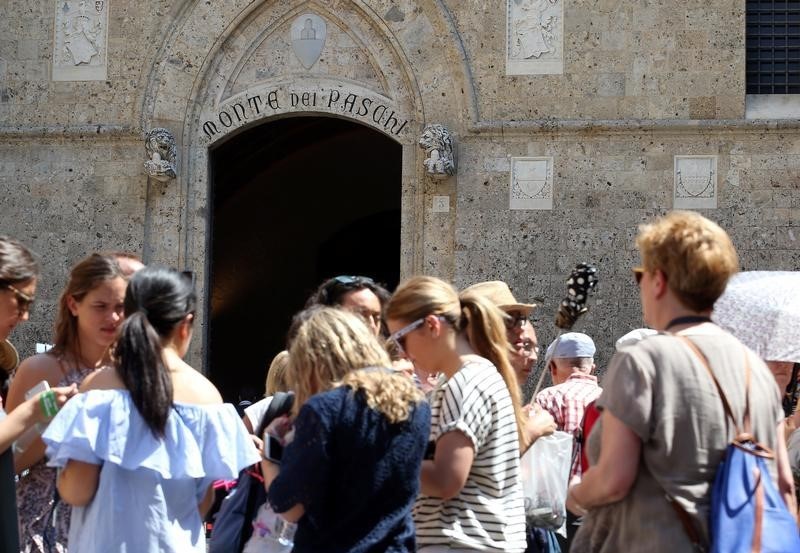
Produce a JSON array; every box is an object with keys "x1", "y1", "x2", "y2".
[
  {"x1": 243, "y1": 396, "x2": 273, "y2": 432},
  {"x1": 414, "y1": 358, "x2": 527, "y2": 552}
]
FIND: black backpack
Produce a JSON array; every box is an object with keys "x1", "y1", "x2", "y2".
[{"x1": 207, "y1": 392, "x2": 294, "y2": 553}]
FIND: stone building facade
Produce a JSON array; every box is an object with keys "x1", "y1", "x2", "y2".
[{"x1": 1, "y1": 1, "x2": 798, "y2": 396}]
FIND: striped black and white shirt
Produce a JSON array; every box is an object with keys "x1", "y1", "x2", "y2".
[{"x1": 414, "y1": 358, "x2": 527, "y2": 552}]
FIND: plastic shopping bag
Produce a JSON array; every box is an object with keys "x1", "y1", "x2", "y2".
[
  {"x1": 241, "y1": 502, "x2": 296, "y2": 553},
  {"x1": 520, "y1": 430, "x2": 573, "y2": 529}
]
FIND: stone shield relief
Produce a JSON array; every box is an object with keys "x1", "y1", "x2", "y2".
[
  {"x1": 53, "y1": 0, "x2": 109, "y2": 81},
  {"x1": 674, "y1": 155, "x2": 718, "y2": 209},
  {"x1": 510, "y1": 157, "x2": 554, "y2": 210},
  {"x1": 291, "y1": 14, "x2": 327, "y2": 70}
]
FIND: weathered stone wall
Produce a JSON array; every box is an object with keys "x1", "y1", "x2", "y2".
[
  {"x1": 454, "y1": 127, "x2": 800, "y2": 375},
  {"x1": 447, "y1": 0, "x2": 745, "y2": 121},
  {"x1": 0, "y1": 0, "x2": 798, "y2": 377},
  {"x1": 0, "y1": 134, "x2": 146, "y2": 352}
]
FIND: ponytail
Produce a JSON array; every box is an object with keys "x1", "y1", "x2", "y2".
[
  {"x1": 115, "y1": 311, "x2": 173, "y2": 436},
  {"x1": 386, "y1": 275, "x2": 529, "y2": 449},
  {"x1": 113, "y1": 267, "x2": 195, "y2": 437},
  {"x1": 459, "y1": 292, "x2": 529, "y2": 451}
]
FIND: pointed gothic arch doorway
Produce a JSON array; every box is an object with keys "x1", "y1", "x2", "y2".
[{"x1": 208, "y1": 116, "x2": 402, "y2": 402}]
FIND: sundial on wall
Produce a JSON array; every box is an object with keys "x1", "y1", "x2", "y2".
[{"x1": 291, "y1": 13, "x2": 327, "y2": 69}]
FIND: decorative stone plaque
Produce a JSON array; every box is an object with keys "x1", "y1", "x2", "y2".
[
  {"x1": 52, "y1": 0, "x2": 109, "y2": 81},
  {"x1": 507, "y1": 0, "x2": 563, "y2": 75},
  {"x1": 674, "y1": 155, "x2": 718, "y2": 209},
  {"x1": 291, "y1": 13, "x2": 327, "y2": 70},
  {"x1": 510, "y1": 157, "x2": 553, "y2": 210}
]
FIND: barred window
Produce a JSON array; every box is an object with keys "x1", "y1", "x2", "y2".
[{"x1": 746, "y1": 0, "x2": 800, "y2": 94}]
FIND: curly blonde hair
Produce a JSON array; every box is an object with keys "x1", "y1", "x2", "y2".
[
  {"x1": 340, "y1": 368, "x2": 424, "y2": 423},
  {"x1": 385, "y1": 276, "x2": 529, "y2": 450},
  {"x1": 637, "y1": 211, "x2": 739, "y2": 311},
  {"x1": 287, "y1": 307, "x2": 392, "y2": 415}
]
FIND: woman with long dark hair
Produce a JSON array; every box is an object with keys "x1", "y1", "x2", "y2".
[
  {"x1": 42, "y1": 267, "x2": 259, "y2": 552},
  {"x1": 0, "y1": 237, "x2": 77, "y2": 553}
]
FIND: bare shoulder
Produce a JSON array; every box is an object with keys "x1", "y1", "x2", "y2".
[
  {"x1": 15, "y1": 353, "x2": 63, "y2": 383},
  {"x1": 172, "y1": 364, "x2": 223, "y2": 405},
  {"x1": 6, "y1": 354, "x2": 65, "y2": 410},
  {"x1": 80, "y1": 367, "x2": 125, "y2": 392}
]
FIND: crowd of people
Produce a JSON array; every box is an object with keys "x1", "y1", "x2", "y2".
[{"x1": 0, "y1": 209, "x2": 797, "y2": 553}]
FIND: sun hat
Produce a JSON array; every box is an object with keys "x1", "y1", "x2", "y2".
[
  {"x1": 545, "y1": 332, "x2": 596, "y2": 363},
  {"x1": 461, "y1": 280, "x2": 537, "y2": 316}
]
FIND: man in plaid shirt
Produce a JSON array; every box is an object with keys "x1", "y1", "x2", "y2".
[
  {"x1": 534, "y1": 332, "x2": 601, "y2": 549},
  {"x1": 534, "y1": 332, "x2": 602, "y2": 480}
]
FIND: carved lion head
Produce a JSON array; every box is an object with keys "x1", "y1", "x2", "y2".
[
  {"x1": 144, "y1": 128, "x2": 176, "y2": 161},
  {"x1": 418, "y1": 124, "x2": 453, "y2": 155}
]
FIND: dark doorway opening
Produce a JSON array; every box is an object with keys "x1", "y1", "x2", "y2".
[{"x1": 208, "y1": 116, "x2": 402, "y2": 403}]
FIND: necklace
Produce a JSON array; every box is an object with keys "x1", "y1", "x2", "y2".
[{"x1": 665, "y1": 315, "x2": 712, "y2": 331}]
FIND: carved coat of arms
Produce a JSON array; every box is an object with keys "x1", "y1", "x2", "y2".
[{"x1": 291, "y1": 14, "x2": 327, "y2": 70}]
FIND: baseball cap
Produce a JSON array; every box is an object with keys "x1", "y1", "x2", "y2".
[{"x1": 545, "y1": 332, "x2": 596, "y2": 363}]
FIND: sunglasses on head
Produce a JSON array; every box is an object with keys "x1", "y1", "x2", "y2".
[
  {"x1": 333, "y1": 275, "x2": 375, "y2": 287},
  {"x1": 4, "y1": 283, "x2": 34, "y2": 315}
]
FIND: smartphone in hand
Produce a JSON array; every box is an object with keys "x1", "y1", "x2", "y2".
[
  {"x1": 25, "y1": 380, "x2": 50, "y2": 401},
  {"x1": 263, "y1": 433, "x2": 284, "y2": 464}
]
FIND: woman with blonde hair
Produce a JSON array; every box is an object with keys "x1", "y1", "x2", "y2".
[
  {"x1": 385, "y1": 276, "x2": 527, "y2": 553},
  {"x1": 261, "y1": 307, "x2": 430, "y2": 552},
  {"x1": 242, "y1": 350, "x2": 292, "y2": 434},
  {"x1": 7, "y1": 252, "x2": 127, "y2": 552},
  {"x1": 569, "y1": 211, "x2": 796, "y2": 552}
]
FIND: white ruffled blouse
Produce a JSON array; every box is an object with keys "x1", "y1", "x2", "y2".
[{"x1": 42, "y1": 389, "x2": 260, "y2": 553}]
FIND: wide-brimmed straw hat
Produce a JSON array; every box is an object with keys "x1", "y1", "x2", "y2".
[
  {"x1": 461, "y1": 281, "x2": 537, "y2": 316},
  {"x1": 0, "y1": 340, "x2": 19, "y2": 374}
]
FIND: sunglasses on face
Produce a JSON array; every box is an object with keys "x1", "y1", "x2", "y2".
[
  {"x1": 632, "y1": 267, "x2": 644, "y2": 286},
  {"x1": 504, "y1": 312, "x2": 530, "y2": 330},
  {"x1": 389, "y1": 316, "x2": 447, "y2": 356},
  {"x1": 4, "y1": 283, "x2": 34, "y2": 316},
  {"x1": 389, "y1": 318, "x2": 425, "y2": 356}
]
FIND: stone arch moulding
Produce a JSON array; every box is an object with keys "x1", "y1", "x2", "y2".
[{"x1": 141, "y1": 0, "x2": 460, "y2": 367}]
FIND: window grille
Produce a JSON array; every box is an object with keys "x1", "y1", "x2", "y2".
[{"x1": 746, "y1": 0, "x2": 800, "y2": 94}]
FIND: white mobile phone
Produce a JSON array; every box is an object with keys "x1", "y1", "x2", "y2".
[
  {"x1": 25, "y1": 380, "x2": 50, "y2": 401},
  {"x1": 262, "y1": 432, "x2": 284, "y2": 464}
]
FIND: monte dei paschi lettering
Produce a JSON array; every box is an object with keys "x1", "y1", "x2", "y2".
[{"x1": 201, "y1": 87, "x2": 409, "y2": 139}]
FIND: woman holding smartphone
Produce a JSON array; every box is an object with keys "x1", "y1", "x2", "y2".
[
  {"x1": 7, "y1": 252, "x2": 127, "y2": 552},
  {"x1": 0, "y1": 236, "x2": 68, "y2": 553},
  {"x1": 261, "y1": 307, "x2": 430, "y2": 553}
]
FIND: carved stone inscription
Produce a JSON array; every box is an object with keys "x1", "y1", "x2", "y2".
[
  {"x1": 674, "y1": 155, "x2": 718, "y2": 209},
  {"x1": 510, "y1": 157, "x2": 554, "y2": 210},
  {"x1": 53, "y1": 0, "x2": 109, "y2": 81},
  {"x1": 507, "y1": 0, "x2": 563, "y2": 75},
  {"x1": 200, "y1": 86, "x2": 409, "y2": 141}
]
